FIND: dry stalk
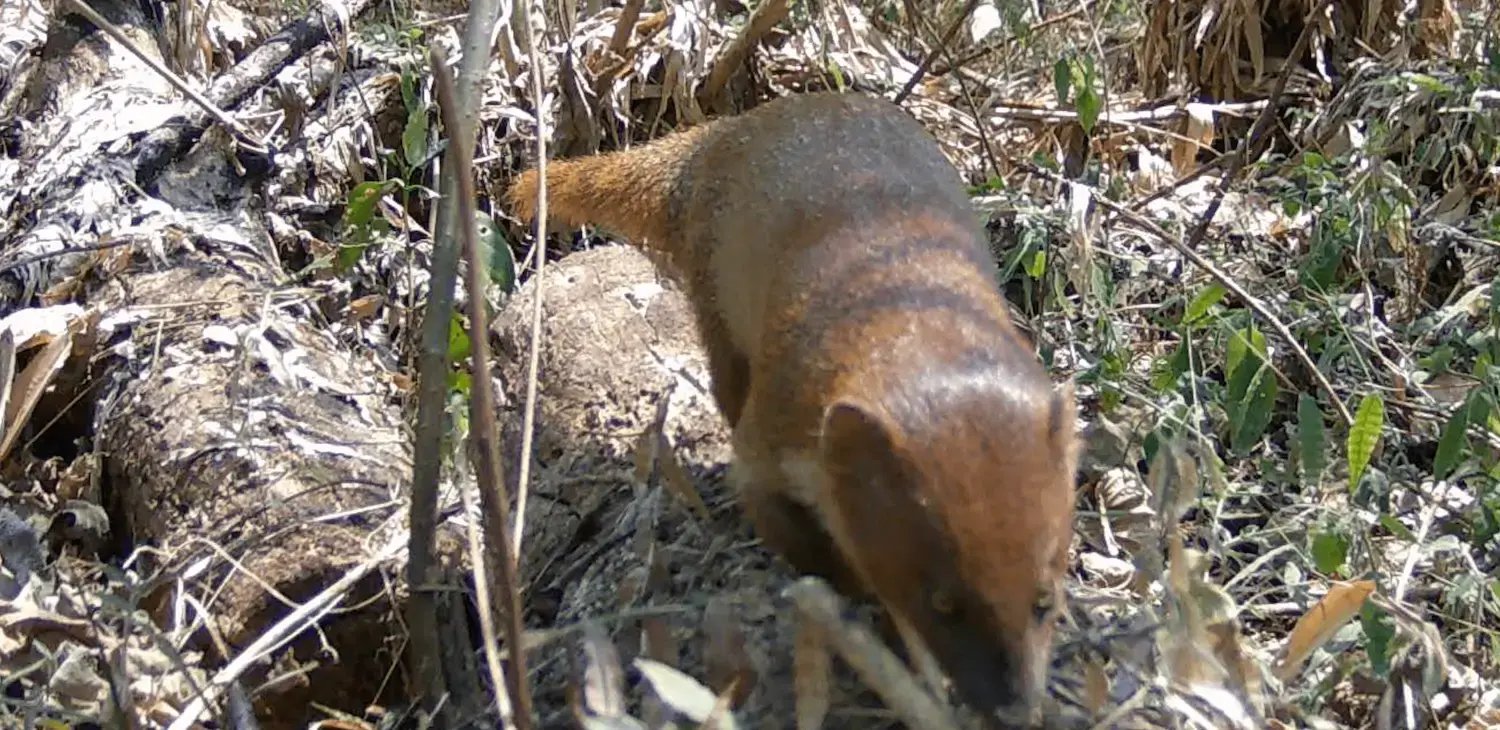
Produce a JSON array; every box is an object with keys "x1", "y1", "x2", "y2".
[
  {"x1": 509, "y1": 0, "x2": 552, "y2": 568},
  {"x1": 928, "y1": 2, "x2": 1094, "y2": 76},
  {"x1": 590, "y1": 0, "x2": 647, "y2": 100},
  {"x1": 430, "y1": 43, "x2": 536, "y2": 729},
  {"x1": 786, "y1": 577, "x2": 961, "y2": 730},
  {"x1": 1169, "y1": 0, "x2": 1353, "y2": 425}
]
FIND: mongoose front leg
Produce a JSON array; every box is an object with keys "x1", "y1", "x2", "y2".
[{"x1": 729, "y1": 458, "x2": 865, "y2": 598}]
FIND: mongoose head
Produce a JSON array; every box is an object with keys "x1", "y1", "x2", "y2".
[{"x1": 820, "y1": 379, "x2": 1078, "y2": 725}]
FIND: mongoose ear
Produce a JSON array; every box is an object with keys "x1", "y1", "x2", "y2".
[{"x1": 820, "y1": 399, "x2": 920, "y2": 512}]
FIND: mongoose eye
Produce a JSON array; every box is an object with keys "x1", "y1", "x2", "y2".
[{"x1": 931, "y1": 589, "x2": 956, "y2": 616}]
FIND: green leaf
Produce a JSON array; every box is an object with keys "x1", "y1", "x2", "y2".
[
  {"x1": 1225, "y1": 326, "x2": 1277, "y2": 453},
  {"x1": 400, "y1": 66, "x2": 418, "y2": 113},
  {"x1": 1183, "y1": 284, "x2": 1227, "y2": 326},
  {"x1": 1491, "y1": 277, "x2": 1500, "y2": 325},
  {"x1": 1150, "y1": 346, "x2": 1185, "y2": 393},
  {"x1": 339, "y1": 179, "x2": 400, "y2": 271},
  {"x1": 448, "y1": 314, "x2": 472, "y2": 363},
  {"x1": 1417, "y1": 344, "x2": 1454, "y2": 372},
  {"x1": 336, "y1": 243, "x2": 366, "y2": 272},
  {"x1": 345, "y1": 181, "x2": 393, "y2": 231},
  {"x1": 1347, "y1": 394, "x2": 1386, "y2": 490},
  {"x1": 403, "y1": 104, "x2": 430, "y2": 170},
  {"x1": 1025, "y1": 249, "x2": 1047, "y2": 278},
  {"x1": 1405, "y1": 72, "x2": 1451, "y2": 94},
  {"x1": 448, "y1": 369, "x2": 472, "y2": 398},
  {"x1": 1076, "y1": 82, "x2": 1101, "y2": 136},
  {"x1": 1434, "y1": 403, "x2": 1471, "y2": 480},
  {"x1": 1225, "y1": 323, "x2": 1251, "y2": 378},
  {"x1": 1311, "y1": 529, "x2": 1349, "y2": 575},
  {"x1": 1379, "y1": 513, "x2": 1415, "y2": 541},
  {"x1": 1053, "y1": 58, "x2": 1072, "y2": 104},
  {"x1": 1298, "y1": 394, "x2": 1328, "y2": 486},
  {"x1": 1469, "y1": 390, "x2": 1493, "y2": 435},
  {"x1": 476, "y1": 211, "x2": 518, "y2": 294},
  {"x1": 1360, "y1": 601, "x2": 1395, "y2": 677}
]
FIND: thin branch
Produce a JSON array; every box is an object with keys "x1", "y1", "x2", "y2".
[
  {"x1": 893, "y1": 0, "x2": 981, "y2": 104},
  {"x1": 1023, "y1": 160, "x2": 1354, "y2": 426},
  {"x1": 167, "y1": 527, "x2": 408, "y2": 729},
  {"x1": 408, "y1": 0, "x2": 507, "y2": 718},
  {"x1": 61, "y1": 0, "x2": 265, "y2": 153},
  {"x1": 926, "y1": 3, "x2": 1094, "y2": 77}
]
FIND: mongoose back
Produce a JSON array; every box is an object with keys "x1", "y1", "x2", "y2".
[{"x1": 506, "y1": 92, "x2": 1078, "y2": 725}]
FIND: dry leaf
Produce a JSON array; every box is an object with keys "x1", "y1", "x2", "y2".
[
  {"x1": 1171, "y1": 103, "x2": 1216, "y2": 176},
  {"x1": 642, "y1": 615, "x2": 677, "y2": 666},
  {"x1": 1065, "y1": 181, "x2": 1094, "y2": 298},
  {"x1": 1275, "y1": 579, "x2": 1378, "y2": 681},
  {"x1": 387, "y1": 371, "x2": 415, "y2": 394},
  {"x1": 631, "y1": 423, "x2": 658, "y2": 487},
  {"x1": 0, "y1": 324, "x2": 74, "y2": 462},
  {"x1": 658, "y1": 434, "x2": 712, "y2": 521},
  {"x1": 1148, "y1": 437, "x2": 1198, "y2": 525},
  {"x1": 577, "y1": 622, "x2": 628, "y2": 719},
  {"x1": 634, "y1": 658, "x2": 740, "y2": 730},
  {"x1": 346, "y1": 294, "x2": 383, "y2": 323},
  {"x1": 54, "y1": 453, "x2": 96, "y2": 503},
  {"x1": 0, "y1": 305, "x2": 85, "y2": 349},
  {"x1": 968, "y1": 0, "x2": 1002, "y2": 43},
  {"x1": 1082, "y1": 657, "x2": 1110, "y2": 715}
]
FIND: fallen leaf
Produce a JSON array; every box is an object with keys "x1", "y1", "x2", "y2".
[
  {"x1": 577, "y1": 621, "x2": 627, "y2": 718},
  {"x1": 0, "y1": 323, "x2": 74, "y2": 462},
  {"x1": 1274, "y1": 579, "x2": 1378, "y2": 681},
  {"x1": 634, "y1": 658, "x2": 740, "y2": 729}
]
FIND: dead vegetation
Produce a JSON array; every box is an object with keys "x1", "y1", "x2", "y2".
[{"x1": 0, "y1": 0, "x2": 1496, "y2": 726}]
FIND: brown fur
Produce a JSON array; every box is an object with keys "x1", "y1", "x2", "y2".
[{"x1": 506, "y1": 92, "x2": 1079, "y2": 725}]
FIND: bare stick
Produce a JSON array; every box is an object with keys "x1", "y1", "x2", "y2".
[
  {"x1": 1021, "y1": 160, "x2": 1353, "y2": 426},
  {"x1": 430, "y1": 43, "x2": 536, "y2": 729},
  {"x1": 168, "y1": 529, "x2": 407, "y2": 729},
  {"x1": 408, "y1": 0, "x2": 507, "y2": 716}
]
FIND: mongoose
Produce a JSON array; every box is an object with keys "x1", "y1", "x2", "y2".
[{"x1": 505, "y1": 92, "x2": 1079, "y2": 725}]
